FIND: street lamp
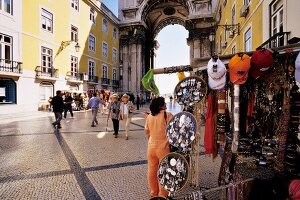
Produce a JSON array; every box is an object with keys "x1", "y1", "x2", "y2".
[
  {"x1": 56, "y1": 41, "x2": 80, "y2": 57},
  {"x1": 75, "y1": 42, "x2": 80, "y2": 52},
  {"x1": 216, "y1": 23, "x2": 240, "y2": 37}
]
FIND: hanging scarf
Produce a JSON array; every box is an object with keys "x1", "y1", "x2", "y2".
[{"x1": 204, "y1": 92, "x2": 218, "y2": 155}]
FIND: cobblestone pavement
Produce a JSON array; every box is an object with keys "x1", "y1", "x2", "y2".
[{"x1": 0, "y1": 104, "x2": 221, "y2": 200}]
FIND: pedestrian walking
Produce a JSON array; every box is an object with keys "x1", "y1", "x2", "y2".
[
  {"x1": 120, "y1": 94, "x2": 135, "y2": 140},
  {"x1": 48, "y1": 96, "x2": 53, "y2": 112},
  {"x1": 140, "y1": 93, "x2": 144, "y2": 107},
  {"x1": 50, "y1": 90, "x2": 64, "y2": 129},
  {"x1": 64, "y1": 92, "x2": 74, "y2": 118},
  {"x1": 144, "y1": 97, "x2": 173, "y2": 198},
  {"x1": 107, "y1": 94, "x2": 121, "y2": 138},
  {"x1": 136, "y1": 94, "x2": 140, "y2": 110},
  {"x1": 87, "y1": 93, "x2": 102, "y2": 127}
]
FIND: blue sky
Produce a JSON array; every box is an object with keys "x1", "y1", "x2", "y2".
[
  {"x1": 102, "y1": 0, "x2": 118, "y2": 16},
  {"x1": 102, "y1": 1, "x2": 189, "y2": 95}
]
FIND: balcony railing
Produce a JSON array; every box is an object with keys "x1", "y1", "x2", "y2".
[
  {"x1": 258, "y1": 32, "x2": 290, "y2": 49},
  {"x1": 101, "y1": 78, "x2": 110, "y2": 85},
  {"x1": 0, "y1": 59, "x2": 22, "y2": 73},
  {"x1": 35, "y1": 66, "x2": 59, "y2": 78},
  {"x1": 111, "y1": 80, "x2": 120, "y2": 86},
  {"x1": 66, "y1": 71, "x2": 83, "y2": 82},
  {"x1": 88, "y1": 75, "x2": 98, "y2": 83}
]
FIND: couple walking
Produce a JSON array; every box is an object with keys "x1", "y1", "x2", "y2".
[{"x1": 107, "y1": 93, "x2": 134, "y2": 139}]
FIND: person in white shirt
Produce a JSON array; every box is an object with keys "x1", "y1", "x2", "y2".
[{"x1": 120, "y1": 94, "x2": 134, "y2": 140}]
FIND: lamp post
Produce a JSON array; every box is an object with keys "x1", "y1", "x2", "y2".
[{"x1": 209, "y1": 32, "x2": 216, "y2": 56}]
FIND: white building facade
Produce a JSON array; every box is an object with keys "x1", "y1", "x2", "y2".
[
  {"x1": 0, "y1": 0, "x2": 23, "y2": 113},
  {"x1": 262, "y1": 0, "x2": 300, "y2": 48}
]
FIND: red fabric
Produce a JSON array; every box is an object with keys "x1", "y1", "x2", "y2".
[
  {"x1": 289, "y1": 179, "x2": 300, "y2": 200},
  {"x1": 205, "y1": 93, "x2": 216, "y2": 155}
]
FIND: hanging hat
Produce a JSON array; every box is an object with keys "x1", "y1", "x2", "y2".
[
  {"x1": 250, "y1": 49, "x2": 274, "y2": 79},
  {"x1": 229, "y1": 53, "x2": 251, "y2": 84},
  {"x1": 295, "y1": 52, "x2": 300, "y2": 82},
  {"x1": 207, "y1": 58, "x2": 227, "y2": 90}
]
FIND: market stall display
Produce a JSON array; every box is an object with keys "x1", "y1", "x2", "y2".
[
  {"x1": 166, "y1": 112, "x2": 197, "y2": 154},
  {"x1": 157, "y1": 152, "x2": 189, "y2": 193},
  {"x1": 174, "y1": 76, "x2": 207, "y2": 107}
]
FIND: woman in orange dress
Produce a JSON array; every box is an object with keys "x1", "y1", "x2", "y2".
[{"x1": 144, "y1": 97, "x2": 173, "y2": 198}]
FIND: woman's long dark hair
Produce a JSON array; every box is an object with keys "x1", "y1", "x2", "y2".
[{"x1": 150, "y1": 97, "x2": 165, "y2": 116}]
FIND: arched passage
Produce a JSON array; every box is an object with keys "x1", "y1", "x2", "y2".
[{"x1": 119, "y1": 0, "x2": 216, "y2": 93}]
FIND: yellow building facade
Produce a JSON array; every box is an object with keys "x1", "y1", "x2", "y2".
[
  {"x1": 215, "y1": 0, "x2": 263, "y2": 55},
  {"x1": 21, "y1": 0, "x2": 119, "y2": 111}
]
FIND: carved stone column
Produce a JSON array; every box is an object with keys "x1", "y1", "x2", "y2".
[
  {"x1": 122, "y1": 42, "x2": 129, "y2": 91},
  {"x1": 188, "y1": 28, "x2": 214, "y2": 64},
  {"x1": 136, "y1": 43, "x2": 142, "y2": 93},
  {"x1": 129, "y1": 42, "x2": 137, "y2": 92}
]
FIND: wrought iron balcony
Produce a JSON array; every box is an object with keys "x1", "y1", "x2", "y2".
[
  {"x1": 101, "y1": 78, "x2": 110, "y2": 85},
  {"x1": 87, "y1": 75, "x2": 98, "y2": 84},
  {"x1": 0, "y1": 59, "x2": 22, "y2": 74},
  {"x1": 258, "y1": 32, "x2": 290, "y2": 49},
  {"x1": 111, "y1": 80, "x2": 120, "y2": 86},
  {"x1": 35, "y1": 66, "x2": 59, "y2": 79},
  {"x1": 66, "y1": 71, "x2": 83, "y2": 83}
]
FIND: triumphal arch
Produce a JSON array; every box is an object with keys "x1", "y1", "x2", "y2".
[{"x1": 118, "y1": 0, "x2": 217, "y2": 93}]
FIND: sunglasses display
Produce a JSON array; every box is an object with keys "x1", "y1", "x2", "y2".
[
  {"x1": 166, "y1": 111, "x2": 197, "y2": 153},
  {"x1": 157, "y1": 153, "x2": 189, "y2": 193},
  {"x1": 174, "y1": 76, "x2": 207, "y2": 107}
]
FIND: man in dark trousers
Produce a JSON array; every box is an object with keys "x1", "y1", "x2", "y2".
[
  {"x1": 64, "y1": 92, "x2": 74, "y2": 118},
  {"x1": 136, "y1": 94, "x2": 140, "y2": 110},
  {"x1": 51, "y1": 90, "x2": 64, "y2": 129}
]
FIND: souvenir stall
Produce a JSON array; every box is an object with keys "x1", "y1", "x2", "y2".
[{"x1": 145, "y1": 43, "x2": 300, "y2": 200}]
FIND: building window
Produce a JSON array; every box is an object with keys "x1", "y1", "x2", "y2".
[
  {"x1": 113, "y1": 48, "x2": 117, "y2": 62},
  {"x1": 89, "y1": 35, "x2": 96, "y2": 52},
  {"x1": 224, "y1": 22, "x2": 228, "y2": 41},
  {"x1": 102, "y1": 65, "x2": 107, "y2": 78},
  {"x1": 113, "y1": 28, "x2": 117, "y2": 39},
  {"x1": 71, "y1": 0, "x2": 79, "y2": 11},
  {"x1": 232, "y1": 4, "x2": 236, "y2": 25},
  {"x1": 90, "y1": 8, "x2": 96, "y2": 24},
  {"x1": 271, "y1": 0, "x2": 284, "y2": 47},
  {"x1": 0, "y1": 0, "x2": 13, "y2": 15},
  {"x1": 41, "y1": 47, "x2": 53, "y2": 74},
  {"x1": 88, "y1": 60, "x2": 95, "y2": 77},
  {"x1": 41, "y1": 9, "x2": 53, "y2": 33},
  {"x1": 71, "y1": 56, "x2": 78, "y2": 76},
  {"x1": 102, "y1": 42, "x2": 108, "y2": 57},
  {"x1": 0, "y1": 78, "x2": 17, "y2": 104},
  {"x1": 244, "y1": 27, "x2": 252, "y2": 52},
  {"x1": 71, "y1": 25, "x2": 78, "y2": 42},
  {"x1": 112, "y1": 69, "x2": 117, "y2": 80},
  {"x1": 0, "y1": 34, "x2": 12, "y2": 61},
  {"x1": 102, "y1": 19, "x2": 108, "y2": 33},
  {"x1": 39, "y1": 82, "x2": 53, "y2": 103},
  {"x1": 232, "y1": 45, "x2": 236, "y2": 54}
]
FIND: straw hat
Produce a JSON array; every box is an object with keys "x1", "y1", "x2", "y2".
[
  {"x1": 112, "y1": 93, "x2": 118, "y2": 98},
  {"x1": 122, "y1": 93, "x2": 129, "y2": 99}
]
